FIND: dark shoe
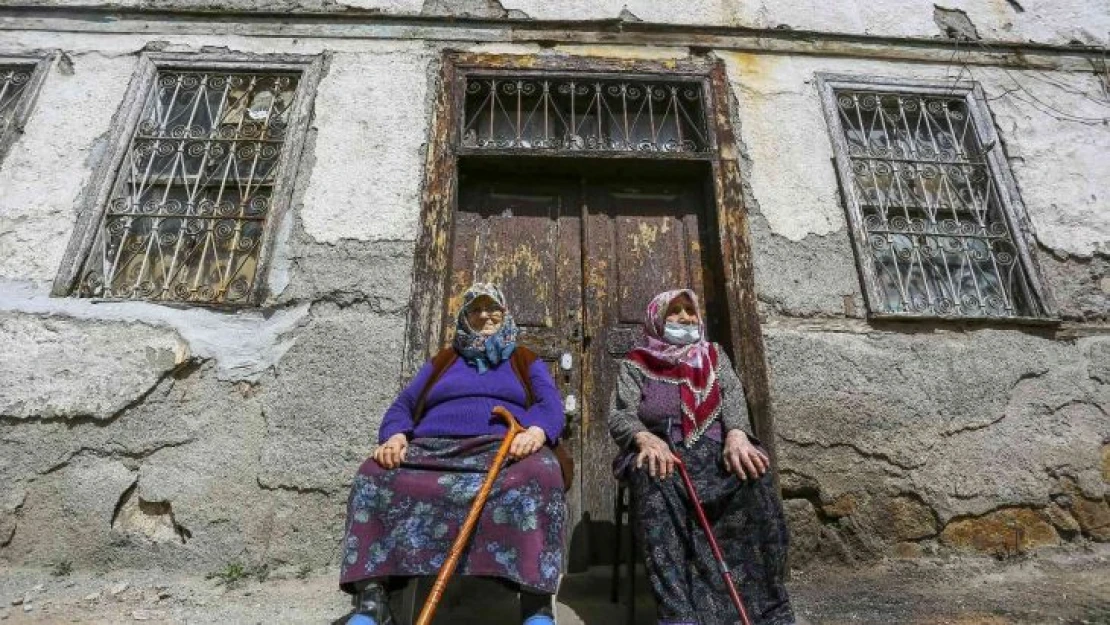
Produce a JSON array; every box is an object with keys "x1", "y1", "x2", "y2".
[{"x1": 351, "y1": 583, "x2": 394, "y2": 625}]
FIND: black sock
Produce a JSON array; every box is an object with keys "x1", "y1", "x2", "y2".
[{"x1": 520, "y1": 590, "x2": 553, "y2": 621}]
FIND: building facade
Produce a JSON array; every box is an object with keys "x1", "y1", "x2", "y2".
[{"x1": 0, "y1": 0, "x2": 1108, "y2": 573}]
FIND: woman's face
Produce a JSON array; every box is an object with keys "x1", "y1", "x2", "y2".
[
  {"x1": 664, "y1": 294, "x2": 699, "y2": 325},
  {"x1": 466, "y1": 295, "x2": 505, "y2": 336}
]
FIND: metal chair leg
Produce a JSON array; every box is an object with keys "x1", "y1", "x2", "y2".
[
  {"x1": 401, "y1": 577, "x2": 421, "y2": 625},
  {"x1": 611, "y1": 483, "x2": 625, "y2": 603},
  {"x1": 626, "y1": 488, "x2": 636, "y2": 625}
]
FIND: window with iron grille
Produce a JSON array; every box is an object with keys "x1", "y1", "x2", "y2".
[
  {"x1": 818, "y1": 75, "x2": 1050, "y2": 320},
  {"x1": 461, "y1": 74, "x2": 711, "y2": 154},
  {"x1": 0, "y1": 59, "x2": 50, "y2": 164},
  {"x1": 67, "y1": 57, "x2": 319, "y2": 306}
]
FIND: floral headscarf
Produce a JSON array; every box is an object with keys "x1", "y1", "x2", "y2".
[
  {"x1": 452, "y1": 283, "x2": 519, "y2": 374},
  {"x1": 626, "y1": 289, "x2": 722, "y2": 445}
]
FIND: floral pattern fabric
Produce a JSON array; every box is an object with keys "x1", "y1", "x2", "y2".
[
  {"x1": 628, "y1": 433, "x2": 795, "y2": 625},
  {"x1": 340, "y1": 435, "x2": 565, "y2": 595}
]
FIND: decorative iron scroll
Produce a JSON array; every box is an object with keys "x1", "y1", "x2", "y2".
[
  {"x1": 462, "y1": 76, "x2": 710, "y2": 154},
  {"x1": 834, "y1": 90, "x2": 1036, "y2": 318},
  {"x1": 77, "y1": 70, "x2": 300, "y2": 305},
  {"x1": 0, "y1": 65, "x2": 34, "y2": 145}
]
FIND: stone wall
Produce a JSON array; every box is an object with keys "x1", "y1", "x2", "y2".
[{"x1": 0, "y1": 4, "x2": 1107, "y2": 572}]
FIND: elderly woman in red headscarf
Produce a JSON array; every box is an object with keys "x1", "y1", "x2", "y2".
[{"x1": 609, "y1": 289, "x2": 794, "y2": 625}]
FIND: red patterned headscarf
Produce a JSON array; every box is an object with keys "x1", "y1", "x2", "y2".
[{"x1": 626, "y1": 289, "x2": 722, "y2": 445}]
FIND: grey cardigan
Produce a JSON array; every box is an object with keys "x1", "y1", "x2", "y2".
[{"x1": 607, "y1": 346, "x2": 753, "y2": 451}]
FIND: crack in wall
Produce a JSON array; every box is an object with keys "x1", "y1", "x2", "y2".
[
  {"x1": 0, "y1": 359, "x2": 197, "y2": 426},
  {"x1": 40, "y1": 438, "x2": 196, "y2": 476},
  {"x1": 779, "y1": 433, "x2": 922, "y2": 470}
]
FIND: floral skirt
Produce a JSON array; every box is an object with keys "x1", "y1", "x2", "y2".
[
  {"x1": 626, "y1": 434, "x2": 795, "y2": 625},
  {"x1": 339, "y1": 435, "x2": 566, "y2": 595}
]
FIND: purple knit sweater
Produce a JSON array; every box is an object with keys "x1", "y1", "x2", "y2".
[{"x1": 378, "y1": 357, "x2": 565, "y2": 445}]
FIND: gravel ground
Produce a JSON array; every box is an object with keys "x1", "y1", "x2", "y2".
[{"x1": 1, "y1": 544, "x2": 1107, "y2": 624}]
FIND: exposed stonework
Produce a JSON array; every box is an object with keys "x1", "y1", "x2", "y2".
[
  {"x1": 940, "y1": 508, "x2": 1060, "y2": 556},
  {"x1": 934, "y1": 5, "x2": 982, "y2": 41},
  {"x1": 111, "y1": 483, "x2": 191, "y2": 545},
  {"x1": 770, "y1": 327, "x2": 1109, "y2": 559}
]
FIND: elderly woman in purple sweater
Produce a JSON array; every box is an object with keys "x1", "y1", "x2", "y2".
[{"x1": 341, "y1": 284, "x2": 565, "y2": 625}]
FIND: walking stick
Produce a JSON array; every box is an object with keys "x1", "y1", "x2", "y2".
[
  {"x1": 672, "y1": 457, "x2": 753, "y2": 625},
  {"x1": 415, "y1": 406, "x2": 525, "y2": 625}
]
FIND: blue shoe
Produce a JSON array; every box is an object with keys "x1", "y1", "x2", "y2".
[
  {"x1": 523, "y1": 616, "x2": 555, "y2": 625},
  {"x1": 346, "y1": 614, "x2": 377, "y2": 625}
]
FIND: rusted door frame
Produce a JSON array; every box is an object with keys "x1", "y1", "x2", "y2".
[{"x1": 404, "y1": 51, "x2": 776, "y2": 461}]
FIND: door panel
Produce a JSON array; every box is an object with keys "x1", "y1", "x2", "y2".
[
  {"x1": 449, "y1": 172, "x2": 716, "y2": 568},
  {"x1": 452, "y1": 177, "x2": 588, "y2": 570},
  {"x1": 450, "y1": 180, "x2": 581, "y2": 359},
  {"x1": 580, "y1": 181, "x2": 711, "y2": 563}
]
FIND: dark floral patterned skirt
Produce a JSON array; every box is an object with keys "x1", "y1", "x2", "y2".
[
  {"x1": 625, "y1": 434, "x2": 795, "y2": 625},
  {"x1": 339, "y1": 435, "x2": 566, "y2": 595}
]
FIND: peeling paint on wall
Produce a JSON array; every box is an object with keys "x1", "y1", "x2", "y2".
[{"x1": 0, "y1": 281, "x2": 310, "y2": 382}]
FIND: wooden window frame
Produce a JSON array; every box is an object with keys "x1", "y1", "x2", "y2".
[
  {"x1": 52, "y1": 52, "x2": 325, "y2": 309},
  {"x1": 405, "y1": 51, "x2": 777, "y2": 450},
  {"x1": 0, "y1": 54, "x2": 52, "y2": 166},
  {"x1": 817, "y1": 73, "x2": 1055, "y2": 322}
]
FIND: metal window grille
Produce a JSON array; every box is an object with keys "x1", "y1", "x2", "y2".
[
  {"x1": 75, "y1": 70, "x2": 300, "y2": 305},
  {"x1": 0, "y1": 65, "x2": 35, "y2": 146},
  {"x1": 827, "y1": 87, "x2": 1042, "y2": 319},
  {"x1": 461, "y1": 75, "x2": 710, "y2": 154}
]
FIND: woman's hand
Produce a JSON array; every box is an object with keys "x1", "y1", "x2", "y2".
[
  {"x1": 509, "y1": 426, "x2": 547, "y2": 460},
  {"x1": 372, "y1": 433, "x2": 409, "y2": 469},
  {"x1": 633, "y1": 431, "x2": 680, "y2": 479},
  {"x1": 723, "y1": 429, "x2": 770, "y2": 480}
]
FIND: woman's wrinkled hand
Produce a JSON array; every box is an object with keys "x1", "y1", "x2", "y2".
[
  {"x1": 372, "y1": 433, "x2": 409, "y2": 469},
  {"x1": 634, "y1": 431, "x2": 680, "y2": 479},
  {"x1": 723, "y1": 429, "x2": 770, "y2": 480},
  {"x1": 509, "y1": 426, "x2": 547, "y2": 460}
]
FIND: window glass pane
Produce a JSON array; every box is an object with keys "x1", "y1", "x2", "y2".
[
  {"x1": 835, "y1": 90, "x2": 1035, "y2": 318},
  {"x1": 77, "y1": 71, "x2": 299, "y2": 305},
  {"x1": 462, "y1": 76, "x2": 709, "y2": 153},
  {"x1": 0, "y1": 65, "x2": 35, "y2": 150}
]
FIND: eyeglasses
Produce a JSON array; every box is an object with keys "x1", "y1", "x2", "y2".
[{"x1": 468, "y1": 305, "x2": 505, "y2": 317}]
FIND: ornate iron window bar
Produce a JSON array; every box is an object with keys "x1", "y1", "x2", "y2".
[
  {"x1": 826, "y1": 86, "x2": 1043, "y2": 319},
  {"x1": 76, "y1": 70, "x2": 300, "y2": 305},
  {"x1": 0, "y1": 65, "x2": 35, "y2": 147},
  {"x1": 461, "y1": 75, "x2": 710, "y2": 154}
]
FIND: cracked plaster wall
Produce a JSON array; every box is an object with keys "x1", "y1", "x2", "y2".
[
  {"x1": 0, "y1": 0, "x2": 1107, "y2": 46},
  {"x1": 0, "y1": 21, "x2": 1106, "y2": 569},
  {"x1": 0, "y1": 34, "x2": 423, "y2": 569},
  {"x1": 722, "y1": 52, "x2": 1110, "y2": 321}
]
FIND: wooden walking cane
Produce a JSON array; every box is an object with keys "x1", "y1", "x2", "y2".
[
  {"x1": 415, "y1": 406, "x2": 525, "y2": 625},
  {"x1": 674, "y1": 457, "x2": 753, "y2": 625}
]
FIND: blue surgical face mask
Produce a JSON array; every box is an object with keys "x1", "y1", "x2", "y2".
[{"x1": 663, "y1": 322, "x2": 701, "y2": 345}]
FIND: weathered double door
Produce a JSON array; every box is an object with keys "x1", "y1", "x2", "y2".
[{"x1": 448, "y1": 169, "x2": 726, "y2": 569}]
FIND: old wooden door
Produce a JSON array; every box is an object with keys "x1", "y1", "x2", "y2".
[{"x1": 449, "y1": 169, "x2": 723, "y2": 569}]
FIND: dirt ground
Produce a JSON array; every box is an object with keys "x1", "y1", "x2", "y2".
[{"x1": 1, "y1": 544, "x2": 1107, "y2": 624}]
